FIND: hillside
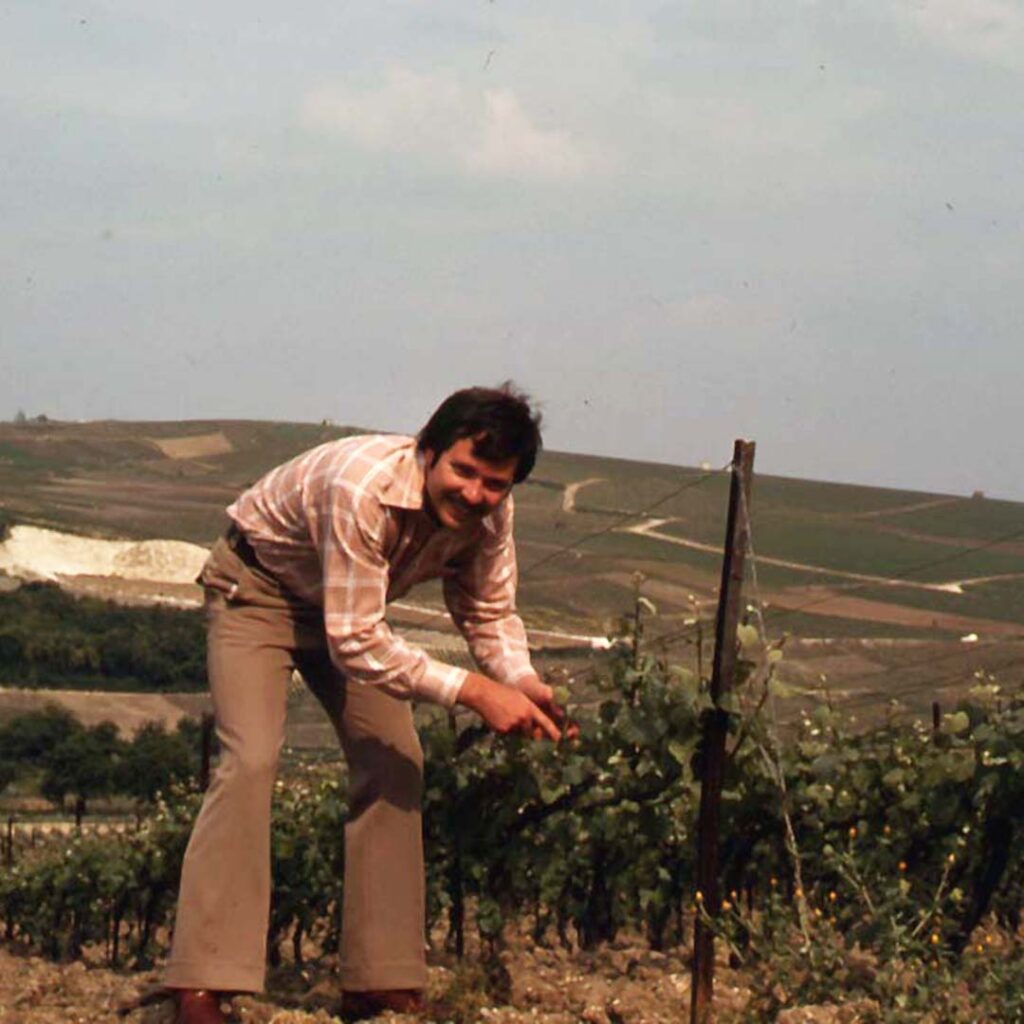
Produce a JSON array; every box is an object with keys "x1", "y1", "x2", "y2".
[{"x1": 1, "y1": 417, "x2": 1022, "y2": 721}]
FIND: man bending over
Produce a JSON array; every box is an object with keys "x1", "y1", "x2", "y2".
[{"x1": 166, "y1": 384, "x2": 564, "y2": 1023}]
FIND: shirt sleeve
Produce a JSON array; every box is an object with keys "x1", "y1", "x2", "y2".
[
  {"x1": 308, "y1": 477, "x2": 468, "y2": 708},
  {"x1": 442, "y1": 498, "x2": 535, "y2": 687}
]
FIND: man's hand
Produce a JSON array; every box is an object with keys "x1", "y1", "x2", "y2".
[
  {"x1": 515, "y1": 673, "x2": 578, "y2": 739},
  {"x1": 456, "y1": 673, "x2": 561, "y2": 741}
]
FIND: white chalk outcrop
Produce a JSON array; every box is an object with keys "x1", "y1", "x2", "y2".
[{"x1": 0, "y1": 525, "x2": 208, "y2": 585}]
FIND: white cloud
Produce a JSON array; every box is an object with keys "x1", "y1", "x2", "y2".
[
  {"x1": 901, "y1": 0, "x2": 1024, "y2": 66},
  {"x1": 302, "y1": 68, "x2": 464, "y2": 153},
  {"x1": 465, "y1": 90, "x2": 588, "y2": 180},
  {"x1": 301, "y1": 68, "x2": 592, "y2": 181}
]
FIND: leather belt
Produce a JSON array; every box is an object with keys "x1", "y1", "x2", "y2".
[{"x1": 225, "y1": 522, "x2": 265, "y2": 573}]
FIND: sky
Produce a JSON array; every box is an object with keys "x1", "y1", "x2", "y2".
[{"x1": 2, "y1": 1, "x2": 1022, "y2": 500}]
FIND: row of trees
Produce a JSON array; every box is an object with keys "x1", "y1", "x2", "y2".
[
  {"x1": 0, "y1": 582, "x2": 206, "y2": 691},
  {"x1": 0, "y1": 704, "x2": 207, "y2": 823}
]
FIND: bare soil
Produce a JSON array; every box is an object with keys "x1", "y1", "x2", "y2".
[
  {"x1": 769, "y1": 587, "x2": 1024, "y2": 637},
  {"x1": 148, "y1": 433, "x2": 235, "y2": 461},
  {"x1": 0, "y1": 688, "x2": 211, "y2": 739},
  {"x1": 0, "y1": 934, "x2": 758, "y2": 1024}
]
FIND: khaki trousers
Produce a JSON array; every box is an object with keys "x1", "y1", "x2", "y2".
[{"x1": 164, "y1": 539, "x2": 427, "y2": 993}]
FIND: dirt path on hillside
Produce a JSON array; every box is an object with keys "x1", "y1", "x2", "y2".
[
  {"x1": 561, "y1": 478, "x2": 605, "y2": 513},
  {"x1": 846, "y1": 496, "x2": 964, "y2": 519},
  {"x1": 953, "y1": 572, "x2": 1024, "y2": 588},
  {"x1": 621, "y1": 518, "x2": 968, "y2": 595}
]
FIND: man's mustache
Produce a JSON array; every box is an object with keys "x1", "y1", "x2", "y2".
[{"x1": 448, "y1": 495, "x2": 484, "y2": 515}]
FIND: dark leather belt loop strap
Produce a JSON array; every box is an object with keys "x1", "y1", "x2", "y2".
[{"x1": 225, "y1": 522, "x2": 265, "y2": 574}]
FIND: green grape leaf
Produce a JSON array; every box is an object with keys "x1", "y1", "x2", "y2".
[
  {"x1": 737, "y1": 624, "x2": 760, "y2": 651},
  {"x1": 942, "y1": 712, "x2": 970, "y2": 736}
]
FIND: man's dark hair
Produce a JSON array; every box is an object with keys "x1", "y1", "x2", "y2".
[{"x1": 417, "y1": 383, "x2": 543, "y2": 483}]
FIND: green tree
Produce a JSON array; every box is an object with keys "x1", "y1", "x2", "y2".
[
  {"x1": 40, "y1": 721, "x2": 124, "y2": 824},
  {"x1": 115, "y1": 722, "x2": 195, "y2": 805},
  {"x1": 0, "y1": 583, "x2": 206, "y2": 692},
  {"x1": 0, "y1": 704, "x2": 81, "y2": 764},
  {"x1": 0, "y1": 760, "x2": 17, "y2": 797}
]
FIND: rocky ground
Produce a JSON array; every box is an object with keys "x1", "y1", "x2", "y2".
[
  {"x1": 0, "y1": 934, "x2": 887, "y2": 1024},
  {"x1": 0, "y1": 934, "x2": 730, "y2": 1024}
]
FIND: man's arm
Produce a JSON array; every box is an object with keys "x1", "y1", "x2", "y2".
[
  {"x1": 443, "y1": 499, "x2": 571, "y2": 735},
  {"x1": 442, "y1": 498, "x2": 535, "y2": 686}
]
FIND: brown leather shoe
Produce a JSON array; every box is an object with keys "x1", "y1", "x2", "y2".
[
  {"x1": 340, "y1": 988, "x2": 424, "y2": 1021},
  {"x1": 173, "y1": 989, "x2": 227, "y2": 1024}
]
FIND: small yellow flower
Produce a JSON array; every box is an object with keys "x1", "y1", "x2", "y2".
[
  {"x1": 898, "y1": 861, "x2": 907, "y2": 873},
  {"x1": 814, "y1": 908, "x2": 823, "y2": 919},
  {"x1": 730, "y1": 889, "x2": 738, "y2": 900},
  {"x1": 947, "y1": 853, "x2": 956, "y2": 864},
  {"x1": 770, "y1": 876, "x2": 778, "y2": 888},
  {"x1": 828, "y1": 891, "x2": 837, "y2": 902},
  {"x1": 985, "y1": 934, "x2": 994, "y2": 946},
  {"x1": 722, "y1": 899, "x2": 732, "y2": 911},
  {"x1": 975, "y1": 944, "x2": 984, "y2": 954},
  {"x1": 883, "y1": 825, "x2": 891, "y2": 836},
  {"x1": 795, "y1": 887, "x2": 804, "y2": 899},
  {"x1": 848, "y1": 827, "x2": 858, "y2": 840},
  {"x1": 695, "y1": 890, "x2": 704, "y2": 903},
  {"x1": 930, "y1": 933, "x2": 941, "y2": 946}
]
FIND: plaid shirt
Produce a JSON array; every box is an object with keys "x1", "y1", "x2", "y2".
[{"x1": 226, "y1": 434, "x2": 534, "y2": 707}]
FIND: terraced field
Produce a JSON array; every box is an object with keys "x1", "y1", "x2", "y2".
[{"x1": 1, "y1": 417, "x2": 1022, "y2": 713}]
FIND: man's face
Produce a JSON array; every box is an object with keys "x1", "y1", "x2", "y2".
[{"x1": 423, "y1": 436, "x2": 518, "y2": 530}]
